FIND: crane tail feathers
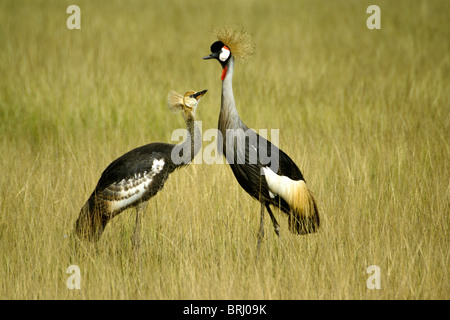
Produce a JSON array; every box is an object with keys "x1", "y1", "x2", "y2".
[
  {"x1": 262, "y1": 167, "x2": 320, "y2": 235},
  {"x1": 74, "y1": 197, "x2": 109, "y2": 242},
  {"x1": 287, "y1": 180, "x2": 320, "y2": 235}
]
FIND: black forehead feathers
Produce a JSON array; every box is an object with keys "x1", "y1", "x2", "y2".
[{"x1": 210, "y1": 41, "x2": 225, "y2": 53}]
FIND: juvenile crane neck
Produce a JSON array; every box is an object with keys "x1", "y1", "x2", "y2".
[{"x1": 177, "y1": 112, "x2": 202, "y2": 166}]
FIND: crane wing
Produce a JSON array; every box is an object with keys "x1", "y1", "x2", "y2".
[
  {"x1": 225, "y1": 129, "x2": 305, "y2": 203},
  {"x1": 226, "y1": 130, "x2": 271, "y2": 200},
  {"x1": 95, "y1": 143, "x2": 173, "y2": 190},
  {"x1": 92, "y1": 144, "x2": 174, "y2": 215}
]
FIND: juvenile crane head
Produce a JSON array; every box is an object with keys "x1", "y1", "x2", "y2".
[
  {"x1": 203, "y1": 26, "x2": 255, "y2": 80},
  {"x1": 167, "y1": 89, "x2": 207, "y2": 117}
]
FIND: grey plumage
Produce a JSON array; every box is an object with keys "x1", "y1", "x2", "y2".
[{"x1": 204, "y1": 38, "x2": 319, "y2": 249}]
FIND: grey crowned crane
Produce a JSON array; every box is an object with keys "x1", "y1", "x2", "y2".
[
  {"x1": 203, "y1": 28, "x2": 319, "y2": 249},
  {"x1": 75, "y1": 90, "x2": 207, "y2": 248}
]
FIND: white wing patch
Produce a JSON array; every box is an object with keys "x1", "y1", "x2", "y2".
[
  {"x1": 108, "y1": 177, "x2": 153, "y2": 212},
  {"x1": 102, "y1": 158, "x2": 166, "y2": 213},
  {"x1": 152, "y1": 158, "x2": 165, "y2": 173},
  {"x1": 261, "y1": 166, "x2": 300, "y2": 201}
]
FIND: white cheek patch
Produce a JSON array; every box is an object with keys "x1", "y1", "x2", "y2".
[{"x1": 219, "y1": 47, "x2": 231, "y2": 62}]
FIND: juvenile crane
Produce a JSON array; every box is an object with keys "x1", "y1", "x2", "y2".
[
  {"x1": 203, "y1": 28, "x2": 319, "y2": 249},
  {"x1": 75, "y1": 90, "x2": 207, "y2": 248}
]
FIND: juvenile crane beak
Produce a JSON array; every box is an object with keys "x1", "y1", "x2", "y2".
[{"x1": 193, "y1": 89, "x2": 207, "y2": 100}]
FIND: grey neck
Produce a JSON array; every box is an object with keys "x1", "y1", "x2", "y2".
[
  {"x1": 218, "y1": 56, "x2": 248, "y2": 156},
  {"x1": 219, "y1": 57, "x2": 245, "y2": 133}
]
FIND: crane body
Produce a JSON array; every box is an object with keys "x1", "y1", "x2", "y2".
[
  {"x1": 75, "y1": 90, "x2": 207, "y2": 247},
  {"x1": 204, "y1": 32, "x2": 319, "y2": 248}
]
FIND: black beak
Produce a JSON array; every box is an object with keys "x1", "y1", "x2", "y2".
[
  {"x1": 193, "y1": 90, "x2": 207, "y2": 100},
  {"x1": 203, "y1": 52, "x2": 219, "y2": 60}
]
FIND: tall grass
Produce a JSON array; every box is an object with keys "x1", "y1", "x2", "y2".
[{"x1": 0, "y1": 0, "x2": 448, "y2": 299}]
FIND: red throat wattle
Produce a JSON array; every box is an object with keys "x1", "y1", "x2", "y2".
[{"x1": 221, "y1": 65, "x2": 228, "y2": 81}]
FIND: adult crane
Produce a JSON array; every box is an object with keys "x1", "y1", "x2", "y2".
[
  {"x1": 203, "y1": 28, "x2": 319, "y2": 249},
  {"x1": 75, "y1": 89, "x2": 207, "y2": 249}
]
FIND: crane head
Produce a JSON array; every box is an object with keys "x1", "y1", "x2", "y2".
[
  {"x1": 183, "y1": 90, "x2": 207, "y2": 113},
  {"x1": 203, "y1": 26, "x2": 254, "y2": 79},
  {"x1": 168, "y1": 90, "x2": 207, "y2": 116},
  {"x1": 205, "y1": 26, "x2": 254, "y2": 62},
  {"x1": 203, "y1": 41, "x2": 230, "y2": 68}
]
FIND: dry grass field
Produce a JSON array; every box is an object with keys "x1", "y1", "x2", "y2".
[{"x1": 0, "y1": 0, "x2": 448, "y2": 300}]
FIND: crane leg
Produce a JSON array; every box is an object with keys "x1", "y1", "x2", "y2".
[
  {"x1": 256, "y1": 202, "x2": 265, "y2": 252},
  {"x1": 265, "y1": 204, "x2": 280, "y2": 237},
  {"x1": 132, "y1": 202, "x2": 147, "y2": 252}
]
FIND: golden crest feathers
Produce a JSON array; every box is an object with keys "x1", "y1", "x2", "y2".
[
  {"x1": 167, "y1": 91, "x2": 184, "y2": 112},
  {"x1": 213, "y1": 26, "x2": 255, "y2": 62}
]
